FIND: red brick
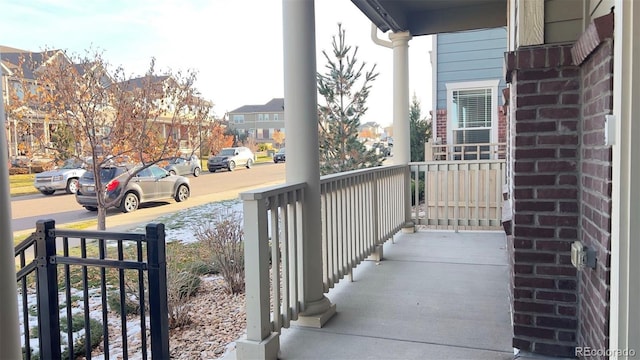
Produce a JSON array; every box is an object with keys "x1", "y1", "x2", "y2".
[
  {"x1": 515, "y1": 148, "x2": 557, "y2": 159},
  {"x1": 514, "y1": 251, "x2": 556, "y2": 263},
  {"x1": 517, "y1": 94, "x2": 559, "y2": 107},
  {"x1": 514, "y1": 325, "x2": 556, "y2": 339},
  {"x1": 514, "y1": 301, "x2": 556, "y2": 314},
  {"x1": 539, "y1": 107, "x2": 580, "y2": 119},
  {"x1": 558, "y1": 279, "x2": 577, "y2": 290},
  {"x1": 514, "y1": 201, "x2": 556, "y2": 212},
  {"x1": 536, "y1": 291, "x2": 577, "y2": 303},
  {"x1": 537, "y1": 265, "x2": 577, "y2": 277},
  {"x1": 516, "y1": 121, "x2": 557, "y2": 133},
  {"x1": 537, "y1": 316, "x2": 577, "y2": 329},
  {"x1": 537, "y1": 161, "x2": 577, "y2": 172},
  {"x1": 537, "y1": 188, "x2": 577, "y2": 199},
  {"x1": 515, "y1": 277, "x2": 556, "y2": 289},
  {"x1": 519, "y1": 69, "x2": 560, "y2": 81},
  {"x1": 514, "y1": 175, "x2": 556, "y2": 186},
  {"x1": 535, "y1": 240, "x2": 572, "y2": 251},
  {"x1": 538, "y1": 215, "x2": 579, "y2": 227},
  {"x1": 540, "y1": 79, "x2": 580, "y2": 92}
]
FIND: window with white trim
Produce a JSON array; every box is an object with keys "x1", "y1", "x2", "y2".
[{"x1": 446, "y1": 80, "x2": 499, "y2": 159}]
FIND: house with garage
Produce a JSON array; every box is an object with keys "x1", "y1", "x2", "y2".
[{"x1": 227, "y1": 98, "x2": 285, "y2": 144}]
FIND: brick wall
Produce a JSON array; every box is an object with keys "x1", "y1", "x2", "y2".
[
  {"x1": 577, "y1": 38, "x2": 614, "y2": 360},
  {"x1": 506, "y1": 44, "x2": 581, "y2": 357},
  {"x1": 435, "y1": 109, "x2": 447, "y2": 144}
]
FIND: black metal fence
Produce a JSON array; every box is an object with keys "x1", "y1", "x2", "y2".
[{"x1": 15, "y1": 219, "x2": 169, "y2": 360}]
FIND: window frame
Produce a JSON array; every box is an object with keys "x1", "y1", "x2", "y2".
[{"x1": 445, "y1": 79, "x2": 499, "y2": 148}]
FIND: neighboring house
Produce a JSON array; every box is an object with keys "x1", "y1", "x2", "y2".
[
  {"x1": 357, "y1": 121, "x2": 383, "y2": 139},
  {"x1": 1, "y1": 46, "x2": 73, "y2": 158},
  {"x1": 431, "y1": 27, "x2": 508, "y2": 159},
  {"x1": 227, "y1": 98, "x2": 284, "y2": 143},
  {"x1": 1, "y1": 47, "x2": 211, "y2": 159},
  {"x1": 122, "y1": 75, "x2": 211, "y2": 155}
]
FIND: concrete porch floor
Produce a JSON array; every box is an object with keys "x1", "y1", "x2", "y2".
[
  {"x1": 227, "y1": 229, "x2": 576, "y2": 360},
  {"x1": 277, "y1": 229, "x2": 515, "y2": 360}
]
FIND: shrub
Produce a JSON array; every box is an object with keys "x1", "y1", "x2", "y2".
[
  {"x1": 411, "y1": 178, "x2": 425, "y2": 206},
  {"x1": 60, "y1": 315, "x2": 103, "y2": 360},
  {"x1": 9, "y1": 167, "x2": 29, "y2": 175},
  {"x1": 186, "y1": 260, "x2": 219, "y2": 276},
  {"x1": 107, "y1": 290, "x2": 141, "y2": 316},
  {"x1": 194, "y1": 210, "x2": 245, "y2": 294},
  {"x1": 166, "y1": 269, "x2": 200, "y2": 328}
]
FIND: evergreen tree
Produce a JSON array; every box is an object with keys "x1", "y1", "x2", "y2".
[
  {"x1": 317, "y1": 24, "x2": 383, "y2": 175},
  {"x1": 409, "y1": 94, "x2": 432, "y2": 162}
]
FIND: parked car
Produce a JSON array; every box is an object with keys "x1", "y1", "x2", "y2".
[
  {"x1": 273, "y1": 148, "x2": 286, "y2": 163},
  {"x1": 208, "y1": 147, "x2": 255, "y2": 172},
  {"x1": 75, "y1": 164, "x2": 190, "y2": 213},
  {"x1": 164, "y1": 155, "x2": 201, "y2": 177},
  {"x1": 33, "y1": 158, "x2": 87, "y2": 195}
]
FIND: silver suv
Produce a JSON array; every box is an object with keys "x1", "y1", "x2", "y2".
[
  {"x1": 207, "y1": 147, "x2": 255, "y2": 172},
  {"x1": 33, "y1": 158, "x2": 86, "y2": 195}
]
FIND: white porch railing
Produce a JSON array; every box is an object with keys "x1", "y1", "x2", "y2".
[
  {"x1": 425, "y1": 140, "x2": 507, "y2": 161},
  {"x1": 239, "y1": 165, "x2": 407, "y2": 351},
  {"x1": 410, "y1": 160, "x2": 506, "y2": 230},
  {"x1": 320, "y1": 165, "x2": 406, "y2": 291}
]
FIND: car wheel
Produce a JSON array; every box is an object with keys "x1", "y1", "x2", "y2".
[
  {"x1": 246, "y1": 158, "x2": 253, "y2": 169},
  {"x1": 39, "y1": 190, "x2": 56, "y2": 195},
  {"x1": 120, "y1": 192, "x2": 139, "y2": 213},
  {"x1": 193, "y1": 167, "x2": 201, "y2": 177},
  {"x1": 84, "y1": 206, "x2": 98, "y2": 211},
  {"x1": 65, "y1": 178, "x2": 79, "y2": 194},
  {"x1": 175, "y1": 184, "x2": 189, "y2": 202},
  {"x1": 274, "y1": 159, "x2": 278, "y2": 164},
  {"x1": 169, "y1": 170, "x2": 176, "y2": 176},
  {"x1": 228, "y1": 161, "x2": 236, "y2": 171}
]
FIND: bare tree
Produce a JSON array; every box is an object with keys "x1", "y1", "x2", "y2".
[{"x1": 35, "y1": 47, "x2": 212, "y2": 229}]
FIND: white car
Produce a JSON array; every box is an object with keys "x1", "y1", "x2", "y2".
[{"x1": 33, "y1": 158, "x2": 86, "y2": 195}]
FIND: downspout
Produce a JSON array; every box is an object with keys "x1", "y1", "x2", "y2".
[
  {"x1": 370, "y1": 23, "x2": 415, "y2": 232},
  {"x1": 371, "y1": 23, "x2": 392, "y2": 48}
]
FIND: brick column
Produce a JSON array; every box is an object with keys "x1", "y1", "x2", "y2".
[
  {"x1": 506, "y1": 44, "x2": 580, "y2": 357},
  {"x1": 434, "y1": 109, "x2": 447, "y2": 144},
  {"x1": 573, "y1": 13, "x2": 614, "y2": 359}
]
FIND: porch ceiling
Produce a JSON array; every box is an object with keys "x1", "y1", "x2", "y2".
[{"x1": 351, "y1": 0, "x2": 507, "y2": 36}]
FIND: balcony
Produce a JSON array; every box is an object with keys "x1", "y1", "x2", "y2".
[{"x1": 232, "y1": 162, "x2": 524, "y2": 359}]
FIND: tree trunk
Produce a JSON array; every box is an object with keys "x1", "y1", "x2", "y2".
[{"x1": 97, "y1": 207, "x2": 107, "y2": 230}]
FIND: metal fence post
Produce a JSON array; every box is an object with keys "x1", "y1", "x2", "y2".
[
  {"x1": 146, "y1": 223, "x2": 170, "y2": 360},
  {"x1": 35, "y1": 219, "x2": 61, "y2": 360}
]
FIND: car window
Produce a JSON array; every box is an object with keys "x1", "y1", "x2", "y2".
[
  {"x1": 150, "y1": 166, "x2": 168, "y2": 178},
  {"x1": 99, "y1": 167, "x2": 121, "y2": 182},
  {"x1": 220, "y1": 148, "x2": 236, "y2": 156},
  {"x1": 136, "y1": 168, "x2": 153, "y2": 177}
]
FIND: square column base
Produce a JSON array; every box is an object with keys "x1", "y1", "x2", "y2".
[
  {"x1": 235, "y1": 333, "x2": 280, "y2": 360},
  {"x1": 293, "y1": 303, "x2": 337, "y2": 328},
  {"x1": 367, "y1": 244, "x2": 384, "y2": 261}
]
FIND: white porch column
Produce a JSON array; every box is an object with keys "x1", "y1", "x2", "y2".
[
  {"x1": 0, "y1": 51, "x2": 22, "y2": 359},
  {"x1": 389, "y1": 31, "x2": 415, "y2": 231},
  {"x1": 282, "y1": 0, "x2": 335, "y2": 326}
]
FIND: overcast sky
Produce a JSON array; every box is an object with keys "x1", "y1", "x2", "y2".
[{"x1": 1, "y1": 0, "x2": 433, "y2": 126}]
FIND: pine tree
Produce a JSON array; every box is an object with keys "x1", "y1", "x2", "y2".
[
  {"x1": 317, "y1": 23, "x2": 383, "y2": 175},
  {"x1": 409, "y1": 94, "x2": 432, "y2": 162}
]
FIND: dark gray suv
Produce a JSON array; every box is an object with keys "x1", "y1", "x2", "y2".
[{"x1": 207, "y1": 147, "x2": 255, "y2": 172}]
